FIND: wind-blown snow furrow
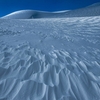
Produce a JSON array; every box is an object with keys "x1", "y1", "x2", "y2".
[
  {"x1": 0, "y1": 42, "x2": 100, "y2": 100},
  {"x1": 0, "y1": 16, "x2": 100, "y2": 100}
]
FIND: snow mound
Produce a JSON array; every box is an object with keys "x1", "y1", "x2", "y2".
[
  {"x1": 1, "y1": 2, "x2": 100, "y2": 19},
  {"x1": 0, "y1": 16, "x2": 100, "y2": 100},
  {"x1": 64, "y1": 2, "x2": 100, "y2": 17},
  {"x1": 1, "y1": 10, "x2": 58, "y2": 19}
]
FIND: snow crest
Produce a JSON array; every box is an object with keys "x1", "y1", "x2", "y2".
[{"x1": 1, "y1": 2, "x2": 100, "y2": 19}]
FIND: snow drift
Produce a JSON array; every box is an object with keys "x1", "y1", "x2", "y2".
[{"x1": 1, "y1": 2, "x2": 100, "y2": 19}]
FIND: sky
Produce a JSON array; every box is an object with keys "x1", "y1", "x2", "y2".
[{"x1": 0, "y1": 0, "x2": 100, "y2": 17}]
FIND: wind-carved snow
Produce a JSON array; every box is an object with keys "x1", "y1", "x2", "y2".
[{"x1": 0, "y1": 16, "x2": 100, "y2": 100}]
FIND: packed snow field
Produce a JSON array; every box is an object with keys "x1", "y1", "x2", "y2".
[{"x1": 0, "y1": 3, "x2": 100, "y2": 100}]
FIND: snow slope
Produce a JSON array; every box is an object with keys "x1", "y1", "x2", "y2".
[
  {"x1": 0, "y1": 16, "x2": 100, "y2": 100},
  {"x1": 1, "y1": 2, "x2": 100, "y2": 19},
  {"x1": 0, "y1": 2, "x2": 100, "y2": 100}
]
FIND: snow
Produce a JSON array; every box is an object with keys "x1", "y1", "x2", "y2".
[
  {"x1": 1, "y1": 3, "x2": 100, "y2": 19},
  {"x1": 0, "y1": 2, "x2": 100, "y2": 100}
]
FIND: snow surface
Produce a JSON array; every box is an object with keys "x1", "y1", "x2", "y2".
[
  {"x1": 0, "y1": 3, "x2": 100, "y2": 100},
  {"x1": 1, "y1": 2, "x2": 100, "y2": 19}
]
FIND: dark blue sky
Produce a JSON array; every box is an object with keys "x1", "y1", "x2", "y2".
[{"x1": 0, "y1": 0, "x2": 100, "y2": 17}]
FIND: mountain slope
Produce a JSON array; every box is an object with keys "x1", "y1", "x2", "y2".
[
  {"x1": 1, "y1": 2, "x2": 100, "y2": 19},
  {"x1": 63, "y1": 2, "x2": 100, "y2": 17}
]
